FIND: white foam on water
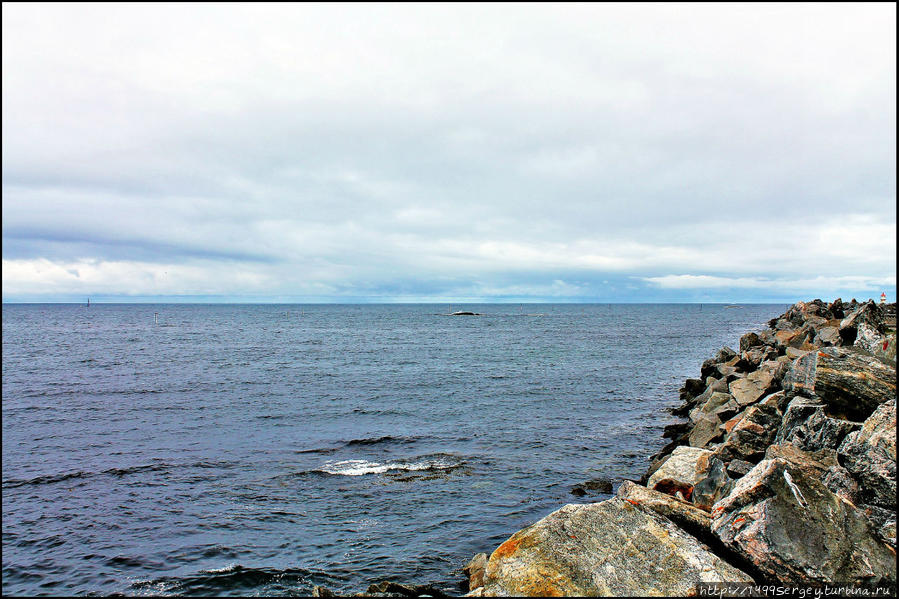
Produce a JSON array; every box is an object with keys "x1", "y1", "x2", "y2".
[{"x1": 320, "y1": 458, "x2": 456, "y2": 476}]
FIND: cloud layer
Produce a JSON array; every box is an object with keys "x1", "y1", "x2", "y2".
[{"x1": 2, "y1": 4, "x2": 895, "y2": 302}]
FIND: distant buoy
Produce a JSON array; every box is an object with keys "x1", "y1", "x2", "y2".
[{"x1": 154, "y1": 312, "x2": 159, "y2": 325}]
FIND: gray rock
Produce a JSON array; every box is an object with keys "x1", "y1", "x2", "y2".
[
  {"x1": 740, "y1": 332, "x2": 762, "y2": 352},
  {"x1": 729, "y1": 369, "x2": 777, "y2": 407},
  {"x1": 711, "y1": 458, "x2": 896, "y2": 585},
  {"x1": 692, "y1": 457, "x2": 735, "y2": 510},
  {"x1": 646, "y1": 445, "x2": 712, "y2": 490},
  {"x1": 570, "y1": 477, "x2": 613, "y2": 496},
  {"x1": 478, "y1": 498, "x2": 752, "y2": 596},
  {"x1": 775, "y1": 396, "x2": 861, "y2": 452},
  {"x1": 782, "y1": 347, "x2": 896, "y2": 421},
  {"x1": 725, "y1": 459, "x2": 754, "y2": 478},
  {"x1": 838, "y1": 399, "x2": 896, "y2": 510},
  {"x1": 712, "y1": 402, "x2": 782, "y2": 464}
]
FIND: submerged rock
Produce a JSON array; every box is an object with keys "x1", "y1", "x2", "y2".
[
  {"x1": 570, "y1": 477, "x2": 613, "y2": 497},
  {"x1": 478, "y1": 498, "x2": 752, "y2": 596},
  {"x1": 711, "y1": 458, "x2": 896, "y2": 585}
]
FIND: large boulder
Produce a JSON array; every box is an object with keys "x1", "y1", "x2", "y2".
[
  {"x1": 775, "y1": 396, "x2": 861, "y2": 452},
  {"x1": 646, "y1": 446, "x2": 712, "y2": 491},
  {"x1": 617, "y1": 481, "x2": 711, "y2": 535},
  {"x1": 711, "y1": 402, "x2": 782, "y2": 464},
  {"x1": 838, "y1": 399, "x2": 896, "y2": 510},
  {"x1": 711, "y1": 458, "x2": 896, "y2": 585},
  {"x1": 782, "y1": 347, "x2": 896, "y2": 421},
  {"x1": 478, "y1": 498, "x2": 753, "y2": 596},
  {"x1": 729, "y1": 370, "x2": 777, "y2": 407}
]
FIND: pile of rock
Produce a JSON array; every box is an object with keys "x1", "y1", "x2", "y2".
[{"x1": 465, "y1": 299, "x2": 896, "y2": 596}]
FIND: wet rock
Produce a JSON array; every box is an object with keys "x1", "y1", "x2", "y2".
[
  {"x1": 729, "y1": 369, "x2": 777, "y2": 407},
  {"x1": 782, "y1": 347, "x2": 896, "y2": 420},
  {"x1": 313, "y1": 586, "x2": 337, "y2": 597},
  {"x1": 775, "y1": 396, "x2": 862, "y2": 452},
  {"x1": 362, "y1": 581, "x2": 449, "y2": 597},
  {"x1": 711, "y1": 458, "x2": 896, "y2": 585},
  {"x1": 679, "y1": 378, "x2": 706, "y2": 402},
  {"x1": 662, "y1": 421, "x2": 691, "y2": 440},
  {"x1": 478, "y1": 498, "x2": 752, "y2": 596},
  {"x1": 838, "y1": 399, "x2": 896, "y2": 510},
  {"x1": 464, "y1": 553, "x2": 488, "y2": 592},
  {"x1": 570, "y1": 477, "x2": 613, "y2": 496},
  {"x1": 692, "y1": 457, "x2": 734, "y2": 510},
  {"x1": 617, "y1": 481, "x2": 711, "y2": 535},
  {"x1": 646, "y1": 446, "x2": 712, "y2": 490}
]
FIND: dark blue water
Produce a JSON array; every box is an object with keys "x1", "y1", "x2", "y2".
[{"x1": 2, "y1": 303, "x2": 784, "y2": 596}]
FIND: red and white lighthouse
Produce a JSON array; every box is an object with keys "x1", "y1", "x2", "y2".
[{"x1": 881, "y1": 292, "x2": 887, "y2": 304}]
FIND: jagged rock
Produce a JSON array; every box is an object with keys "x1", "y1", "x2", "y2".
[
  {"x1": 711, "y1": 458, "x2": 896, "y2": 585},
  {"x1": 711, "y1": 402, "x2": 782, "y2": 464},
  {"x1": 763, "y1": 443, "x2": 860, "y2": 505},
  {"x1": 662, "y1": 421, "x2": 691, "y2": 440},
  {"x1": 313, "y1": 586, "x2": 337, "y2": 597},
  {"x1": 729, "y1": 369, "x2": 777, "y2": 407},
  {"x1": 680, "y1": 378, "x2": 706, "y2": 401},
  {"x1": 692, "y1": 457, "x2": 735, "y2": 510},
  {"x1": 646, "y1": 446, "x2": 712, "y2": 490},
  {"x1": 672, "y1": 376, "x2": 729, "y2": 417},
  {"x1": 478, "y1": 498, "x2": 752, "y2": 596},
  {"x1": 858, "y1": 504, "x2": 897, "y2": 549},
  {"x1": 737, "y1": 346, "x2": 776, "y2": 371},
  {"x1": 617, "y1": 481, "x2": 711, "y2": 535},
  {"x1": 464, "y1": 553, "x2": 488, "y2": 592},
  {"x1": 775, "y1": 396, "x2": 862, "y2": 452},
  {"x1": 740, "y1": 332, "x2": 762, "y2": 352},
  {"x1": 838, "y1": 399, "x2": 896, "y2": 510},
  {"x1": 690, "y1": 391, "x2": 740, "y2": 423},
  {"x1": 725, "y1": 459, "x2": 754, "y2": 478},
  {"x1": 782, "y1": 347, "x2": 896, "y2": 420},
  {"x1": 815, "y1": 322, "x2": 842, "y2": 346},
  {"x1": 689, "y1": 414, "x2": 725, "y2": 448}
]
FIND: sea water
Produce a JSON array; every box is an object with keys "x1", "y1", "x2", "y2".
[{"x1": 2, "y1": 303, "x2": 784, "y2": 596}]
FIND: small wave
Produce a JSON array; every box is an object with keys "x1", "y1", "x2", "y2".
[
  {"x1": 2, "y1": 460, "x2": 237, "y2": 489},
  {"x1": 344, "y1": 435, "x2": 416, "y2": 447},
  {"x1": 320, "y1": 454, "x2": 462, "y2": 477},
  {"x1": 130, "y1": 564, "x2": 331, "y2": 596}
]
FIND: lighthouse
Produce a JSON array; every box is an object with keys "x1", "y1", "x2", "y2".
[{"x1": 881, "y1": 292, "x2": 887, "y2": 305}]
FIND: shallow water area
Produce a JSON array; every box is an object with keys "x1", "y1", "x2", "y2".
[{"x1": 2, "y1": 303, "x2": 784, "y2": 596}]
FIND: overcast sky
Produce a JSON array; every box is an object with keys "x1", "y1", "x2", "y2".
[{"x1": 2, "y1": 3, "x2": 895, "y2": 303}]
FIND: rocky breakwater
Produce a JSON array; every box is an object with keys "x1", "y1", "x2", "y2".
[{"x1": 465, "y1": 299, "x2": 897, "y2": 596}]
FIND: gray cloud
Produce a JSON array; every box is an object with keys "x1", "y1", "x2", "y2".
[{"x1": 2, "y1": 3, "x2": 895, "y2": 302}]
